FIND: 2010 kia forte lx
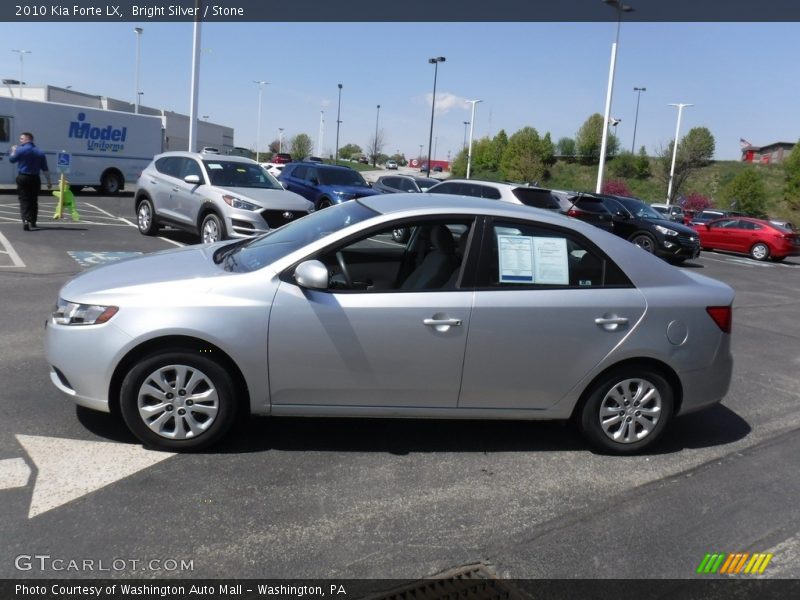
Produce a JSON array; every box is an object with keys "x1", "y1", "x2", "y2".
[{"x1": 45, "y1": 194, "x2": 734, "y2": 454}]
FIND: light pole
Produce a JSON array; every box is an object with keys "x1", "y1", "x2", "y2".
[
  {"x1": 373, "y1": 104, "x2": 381, "y2": 166},
  {"x1": 188, "y1": 18, "x2": 201, "y2": 152},
  {"x1": 418, "y1": 144, "x2": 424, "y2": 168},
  {"x1": 133, "y1": 28, "x2": 143, "y2": 114},
  {"x1": 667, "y1": 103, "x2": 693, "y2": 204},
  {"x1": 426, "y1": 56, "x2": 446, "y2": 176},
  {"x1": 11, "y1": 49, "x2": 31, "y2": 99},
  {"x1": 318, "y1": 110, "x2": 325, "y2": 157},
  {"x1": 462, "y1": 121, "x2": 470, "y2": 151},
  {"x1": 254, "y1": 80, "x2": 268, "y2": 161},
  {"x1": 596, "y1": 0, "x2": 634, "y2": 194},
  {"x1": 631, "y1": 86, "x2": 646, "y2": 153},
  {"x1": 335, "y1": 84, "x2": 343, "y2": 165},
  {"x1": 466, "y1": 99, "x2": 482, "y2": 179},
  {"x1": 278, "y1": 128, "x2": 284, "y2": 153}
]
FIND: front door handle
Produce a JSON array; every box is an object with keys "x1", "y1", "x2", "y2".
[
  {"x1": 595, "y1": 315, "x2": 629, "y2": 331},
  {"x1": 424, "y1": 317, "x2": 462, "y2": 332}
]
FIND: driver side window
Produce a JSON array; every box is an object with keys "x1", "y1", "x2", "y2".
[{"x1": 309, "y1": 219, "x2": 475, "y2": 293}]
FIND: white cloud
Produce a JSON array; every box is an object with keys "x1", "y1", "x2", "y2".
[{"x1": 423, "y1": 92, "x2": 471, "y2": 114}]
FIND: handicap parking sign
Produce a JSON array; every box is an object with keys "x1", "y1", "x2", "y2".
[{"x1": 57, "y1": 151, "x2": 71, "y2": 174}]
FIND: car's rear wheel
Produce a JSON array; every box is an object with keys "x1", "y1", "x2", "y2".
[
  {"x1": 630, "y1": 233, "x2": 656, "y2": 254},
  {"x1": 318, "y1": 198, "x2": 333, "y2": 209},
  {"x1": 99, "y1": 170, "x2": 123, "y2": 195},
  {"x1": 136, "y1": 198, "x2": 158, "y2": 236},
  {"x1": 750, "y1": 242, "x2": 770, "y2": 261},
  {"x1": 201, "y1": 213, "x2": 226, "y2": 244},
  {"x1": 578, "y1": 367, "x2": 673, "y2": 454},
  {"x1": 120, "y1": 351, "x2": 237, "y2": 451}
]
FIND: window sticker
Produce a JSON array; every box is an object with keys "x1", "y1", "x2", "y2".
[
  {"x1": 497, "y1": 234, "x2": 570, "y2": 285},
  {"x1": 533, "y1": 237, "x2": 569, "y2": 285},
  {"x1": 498, "y1": 235, "x2": 534, "y2": 283}
]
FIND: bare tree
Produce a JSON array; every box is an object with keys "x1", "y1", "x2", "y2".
[{"x1": 367, "y1": 129, "x2": 387, "y2": 167}]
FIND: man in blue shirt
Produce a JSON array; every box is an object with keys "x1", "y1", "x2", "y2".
[{"x1": 9, "y1": 131, "x2": 52, "y2": 231}]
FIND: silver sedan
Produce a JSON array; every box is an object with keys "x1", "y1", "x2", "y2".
[{"x1": 45, "y1": 194, "x2": 734, "y2": 454}]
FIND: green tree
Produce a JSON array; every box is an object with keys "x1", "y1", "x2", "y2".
[
  {"x1": 338, "y1": 143, "x2": 362, "y2": 160},
  {"x1": 501, "y1": 127, "x2": 549, "y2": 183},
  {"x1": 659, "y1": 127, "x2": 715, "y2": 202},
  {"x1": 719, "y1": 168, "x2": 768, "y2": 217},
  {"x1": 634, "y1": 146, "x2": 651, "y2": 179},
  {"x1": 289, "y1": 133, "x2": 313, "y2": 161},
  {"x1": 609, "y1": 151, "x2": 637, "y2": 179},
  {"x1": 783, "y1": 140, "x2": 800, "y2": 210},
  {"x1": 575, "y1": 113, "x2": 619, "y2": 164},
  {"x1": 556, "y1": 137, "x2": 576, "y2": 159}
]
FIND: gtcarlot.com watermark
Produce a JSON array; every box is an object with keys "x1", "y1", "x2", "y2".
[{"x1": 15, "y1": 554, "x2": 194, "y2": 573}]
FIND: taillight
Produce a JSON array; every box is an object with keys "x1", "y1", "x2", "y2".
[
  {"x1": 567, "y1": 208, "x2": 584, "y2": 217},
  {"x1": 706, "y1": 306, "x2": 732, "y2": 333}
]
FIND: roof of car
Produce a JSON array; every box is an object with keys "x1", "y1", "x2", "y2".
[{"x1": 155, "y1": 150, "x2": 257, "y2": 164}]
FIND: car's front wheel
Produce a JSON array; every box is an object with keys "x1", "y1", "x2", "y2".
[
  {"x1": 201, "y1": 213, "x2": 226, "y2": 244},
  {"x1": 120, "y1": 351, "x2": 237, "y2": 451},
  {"x1": 630, "y1": 233, "x2": 657, "y2": 254},
  {"x1": 136, "y1": 198, "x2": 158, "y2": 236},
  {"x1": 750, "y1": 242, "x2": 770, "y2": 261},
  {"x1": 578, "y1": 367, "x2": 673, "y2": 454}
]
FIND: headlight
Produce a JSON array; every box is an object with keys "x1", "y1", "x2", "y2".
[
  {"x1": 222, "y1": 195, "x2": 259, "y2": 211},
  {"x1": 655, "y1": 225, "x2": 679, "y2": 236},
  {"x1": 52, "y1": 298, "x2": 118, "y2": 325}
]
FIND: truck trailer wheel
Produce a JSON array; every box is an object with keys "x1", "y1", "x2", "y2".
[{"x1": 99, "y1": 171, "x2": 123, "y2": 195}]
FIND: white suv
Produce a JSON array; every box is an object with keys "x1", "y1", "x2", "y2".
[{"x1": 135, "y1": 152, "x2": 313, "y2": 243}]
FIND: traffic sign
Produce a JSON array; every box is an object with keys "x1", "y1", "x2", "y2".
[{"x1": 57, "y1": 150, "x2": 71, "y2": 174}]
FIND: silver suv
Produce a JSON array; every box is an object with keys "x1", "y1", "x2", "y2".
[{"x1": 135, "y1": 151, "x2": 314, "y2": 243}]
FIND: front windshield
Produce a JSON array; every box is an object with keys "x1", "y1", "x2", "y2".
[
  {"x1": 318, "y1": 168, "x2": 369, "y2": 187},
  {"x1": 617, "y1": 197, "x2": 664, "y2": 220},
  {"x1": 219, "y1": 200, "x2": 378, "y2": 272},
  {"x1": 203, "y1": 160, "x2": 283, "y2": 190}
]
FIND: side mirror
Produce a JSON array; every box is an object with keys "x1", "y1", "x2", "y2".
[
  {"x1": 294, "y1": 260, "x2": 329, "y2": 290},
  {"x1": 184, "y1": 174, "x2": 201, "y2": 185}
]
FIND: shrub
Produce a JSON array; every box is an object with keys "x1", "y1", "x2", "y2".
[{"x1": 602, "y1": 179, "x2": 631, "y2": 196}]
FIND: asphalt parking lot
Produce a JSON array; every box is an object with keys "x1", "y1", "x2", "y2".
[{"x1": 0, "y1": 188, "x2": 799, "y2": 582}]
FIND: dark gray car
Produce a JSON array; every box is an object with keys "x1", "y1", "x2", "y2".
[{"x1": 372, "y1": 174, "x2": 441, "y2": 194}]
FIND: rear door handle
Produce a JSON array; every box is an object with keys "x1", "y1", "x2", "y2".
[{"x1": 595, "y1": 316, "x2": 629, "y2": 331}]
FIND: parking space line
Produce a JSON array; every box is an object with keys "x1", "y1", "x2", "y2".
[
  {"x1": 82, "y1": 202, "x2": 186, "y2": 248},
  {"x1": 0, "y1": 231, "x2": 26, "y2": 268}
]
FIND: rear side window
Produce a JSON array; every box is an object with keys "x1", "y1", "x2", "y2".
[
  {"x1": 573, "y1": 198, "x2": 611, "y2": 214},
  {"x1": 512, "y1": 188, "x2": 561, "y2": 209},
  {"x1": 289, "y1": 165, "x2": 308, "y2": 179},
  {"x1": 478, "y1": 219, "x2": 631, "y2": 289},
  {"x1": 155, "y1": 157, "x2": 183, "y2": 178}
]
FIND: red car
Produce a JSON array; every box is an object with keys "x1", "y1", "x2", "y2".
[
  {"x1": 271, "y1": 152, "x2": 293, "y2": 164},
  {"x1": 693, "y1": 216, "x2": 800, "y2": 262}
]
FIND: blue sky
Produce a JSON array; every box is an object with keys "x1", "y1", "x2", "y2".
[{"x1": 3, "y1": 21, "x2": 799, "y2": 160}]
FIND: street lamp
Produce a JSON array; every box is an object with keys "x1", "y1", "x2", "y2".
[
  {"x1": 335, "y1": 83, "x2": 343, "y2": 165},
  {"x1": 667, "y1": 103, "x2": 693, "y2": 204},
  {"x1": 462, "y1": 121, "x2": 470, "y2": 151},
  {"x1": 596, "y1": 0, "x2": 634, "y2": 194},
  {"x1": 254, "y1": 80, "x2": 268, "y2": 162},
  {"x1": 278, "y1": 128, "x2": 284, "y2": 153},
  {"x1": 466, "y1": 99, "x2": 482, "y2": 179},
  {"x1": 133, "y1": 28, "x2": 143, "y2": 114},
  {"x1": 631, "y1": 86, "x2": 646, "y2": 153},
  {"x1": 11, "y1": 49, "x2": 31, "y2": 99},
  {"x1": 373, "y1": 104, "x2": 381, "y2": 166},
  {"x1": 418, "y1": 144, "x2": 424, "y2": 167},
  {"x1": 317, "y1": 110, "x2": 325, "y2": 157},
  {"x1": 425, "y1": 56, "x2": 446, "y2": 176}
]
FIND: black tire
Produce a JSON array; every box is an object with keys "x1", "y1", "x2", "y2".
[
  {"x1": 750, "y1": 242, "x2": 770, "y2": 261},
  {"x1": 120, "y1": 351, "x2": 237, "y2": 451},
  {"x1": 629, "y1": 233, "x2": 657, "y2": 254},
  {"x1": 317, "y1": 198, "x2": 333, "y2": 210},
  {"x1": 392, "y1": 228, "x2": 410, "y2": 244},
  {"x1": 99, "y1": 171, "x2": 123, "y2": 195},
  {"x1": 200, "y1": 212, "x2": 226, "y2": 244},
  {"x1": 578, "y1": 367, "x2": 673, "y2": 455},
  {"x1": 136, "y1": 197, "x2": 158, "y2": 236}
]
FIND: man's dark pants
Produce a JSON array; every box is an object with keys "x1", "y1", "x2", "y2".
[{"x1": 16, "y1": 173, "x2": 41, "y2": 226}]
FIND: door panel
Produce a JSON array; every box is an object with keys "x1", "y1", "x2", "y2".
[
  {"x1": 459, "y1": 287, "x2": 646, "y2": 409},
  {"x1": 268, "y1": 283, "x2": 473, "y2": 408}
]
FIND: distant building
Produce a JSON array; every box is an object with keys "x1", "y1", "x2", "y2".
[
  {"x1": 0, "y1": 84, "x2": 234, "y2": 154},
  {"x1": 740, "y1": 141, "x2": 795, "y2": 164}
]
